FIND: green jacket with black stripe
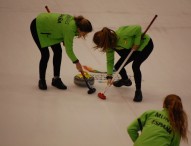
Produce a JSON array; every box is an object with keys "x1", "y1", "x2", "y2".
[
  {"x1": 127, "y1": 109, "x2": 181, "y2": 146},
  {"x1": 36, "y1": 13, "x2": 78, "y2": 63}
]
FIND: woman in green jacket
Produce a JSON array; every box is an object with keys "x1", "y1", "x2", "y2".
[
  {"x1": 30, "y1": 13, "x2": 92, "y2": 90},
  {"x1": 127, "y1": 94, "x2": 188, "y2": 146},
  {"x1": 93, "y1": 25, "x2": 153, "y2": 101}
]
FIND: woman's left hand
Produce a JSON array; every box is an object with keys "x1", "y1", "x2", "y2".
[
  {"x1": 132, "y1": 45, "x2": 139, "y2": 51},
  {"x1": 107, "y1": 79, "x2": 113, "y2": 86},
  {"x1": 76, "y1": 62, "x2": 83, "y2": 72}
]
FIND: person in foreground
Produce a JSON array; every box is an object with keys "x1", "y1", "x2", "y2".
[
  {"x1": 127, "y1": 94, "x2": 188, "y2": 146},
  {"x1": 30, "y1": 13, "x2": 92, "y2": 90},
  {"x1": 93, "y1": 25, "x2": 153, "y2": 102}
]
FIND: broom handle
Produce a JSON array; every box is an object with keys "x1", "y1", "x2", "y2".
[
  {"x1": 141, "y1": 15, "x2": 158, "y2": 38},
  {"x1": 111, "y1": 50, "x2": 134, "y2": 82},
  {"x1": 103, "y1": 49, "x2": 134, "y2": 94},
  {"x1": 45, "y1": 5, "x2": 50, "y2": 13}
]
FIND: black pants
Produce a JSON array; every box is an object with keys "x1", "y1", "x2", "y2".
[
  {"x1": 114, "y1": 39, "x2": 153, "y2": 90},
  {"x1": 30, "y1": 19, "x2": 62, "y2": 80}
]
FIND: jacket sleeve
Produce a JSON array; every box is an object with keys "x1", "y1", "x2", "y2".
[
  {"x1": 127, "y1": 118, "x2": 140, "y2": 142},
  {"x1": 63, "y1": 28, "x2": 78, "y2": 63},
  {"x1": 127, "y1": 111, "x2": 149, "y2": 142},
  {"x1": 106, "y1": 48, "x2": 115, "y2": 75},
  {"x1": 106, "y1": 49, "x2": 114, "y2": 75},
  {"x1": 170, "y1": 133, "x2": 181, "y2": 146}
]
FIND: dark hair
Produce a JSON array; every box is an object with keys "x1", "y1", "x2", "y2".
[
  {"x1": 93, "y1": 27, "x2": 117, "y2": 52},
  {"x1": 74, "y1": 16, "x2": 92, "y2": 32},
  {"x1": 163, "y1": 94, "x2": 188, "y2": 141}
]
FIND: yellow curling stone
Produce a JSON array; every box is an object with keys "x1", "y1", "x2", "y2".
[{"x1": 74, "y1": 72, "x2": 94, "y2": 87}]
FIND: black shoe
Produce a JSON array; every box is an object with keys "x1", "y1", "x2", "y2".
[
  {"x1": 52, "y1": 78, "x2": 67, "y2": 90},
  {"x1": 38, "y1": 79, "x2": 47, "y2": 90},
  {"x1": 113, "y1": 79, "x2": 132, "y2": 87},
  {"x1": 133, "y1": 90, "x2": 143, "y2": 102}
]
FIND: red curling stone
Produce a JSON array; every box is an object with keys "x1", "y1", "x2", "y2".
[{"x1": 98, "y1": 92, "x2": 106, "y2": 100}]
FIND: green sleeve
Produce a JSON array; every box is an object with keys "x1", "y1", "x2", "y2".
[
  {"x1": 127, "y1": 111, "x2": 150, "y2": 142},
  {"x1": 106, "y1": 48, "x2": 114, "y2": 75},
  {"x1": 170, "y1": 133, "x2": 181, "y2": 146},
  {"x1": 63, "y1": 29, "x2": 78, "y2": 62},
  {"x1": 127, "y1": 119, "x2": 140, "y2": 142}
]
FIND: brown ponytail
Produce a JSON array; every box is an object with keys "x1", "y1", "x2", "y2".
[
  {"x1": 163, "y1": 94, "x2": 188, "y2": 141},
  {"x1": 93, "y1": 27, "x2": 117, "y2": 52},
  {"x1": 74, "y1": 16, "x2": 92, "y2": 32}
]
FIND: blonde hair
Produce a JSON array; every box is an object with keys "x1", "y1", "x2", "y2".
[
  {"x1": 163, "y1": 94, "x2": 188, "y2": 141},
  {"x1": 93, "y1": 27, "x2": 117, "y2": 52}
]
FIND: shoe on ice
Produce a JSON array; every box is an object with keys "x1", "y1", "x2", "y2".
[
  {"x1": 133, "y1": 90, "x2": 143, "y2": 102},
  {"x1": 113, "y1": 79, "x2": 132, "y2": 87},
  {"x1": 52, "y1": 78, "x2": 67, "y2": 90},
  {"x1": 38, "y1": 79, "x2": 47, "y2": 90}
]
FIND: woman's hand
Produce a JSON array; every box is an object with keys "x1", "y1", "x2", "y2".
[
  {"x1": 75, "y1": 62, "x2": 83, "y2": 72},
  {"x1": 107, "y1": 79, "x2": 113, "y2": 86},
  {"x1": 132, "y1": 45, "x2": 139, "y2": 51},
  {"x1": 106, "y1": 75, "x2": 113, "y2": 86}
]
